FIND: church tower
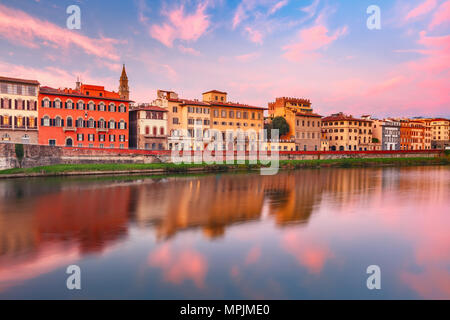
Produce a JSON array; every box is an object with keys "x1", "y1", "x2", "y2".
[{"x1": 119, "y1": 64, "x2": 130, "y2": 100}]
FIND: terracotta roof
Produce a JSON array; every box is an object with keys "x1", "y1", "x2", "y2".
[
  {"x1": 131, "y1": 105, "x2": 167, "y2": 112},
  {"x1": 295, "y1": 112, "x2": 322, "y2": 118},
  {"x1": 202, "y1": 90, "x2": 227, "y2": 95},
  {"x1": 322, "y1": 114, "x2": 371, "y2": 122},
  {"x1": 179, "y1": 99, "x2": 210, "y2": 106},
  {"x1": 0, "y1": 76, "x2": 39, "y2": 85},
  {"x1": 208, "y1": 101, "x2": 267, "y2": 110},
  {"x1": 39, "y1": 86, "x2": 133, "y2": 103}
]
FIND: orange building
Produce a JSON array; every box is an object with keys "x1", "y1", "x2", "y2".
[{"x1": 38, "y1": 82, "x2": 131, "y2": 148}]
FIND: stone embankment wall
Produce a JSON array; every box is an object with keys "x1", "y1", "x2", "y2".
[{"x1": 0, "y1": 142, "x2": 443, "y2": 170}]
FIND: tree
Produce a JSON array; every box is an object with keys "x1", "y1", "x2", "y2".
[{"x1": 271, "y1": 116, "x2": 290, "y2": 138}]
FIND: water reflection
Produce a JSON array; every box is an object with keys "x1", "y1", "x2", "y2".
[{"x1": 0, "y1": 166, "x2": 448, "y2": 299}]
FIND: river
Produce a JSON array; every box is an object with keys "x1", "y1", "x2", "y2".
[{"x1": 0, "y1": 166, "x2": 448, "y2": 299}]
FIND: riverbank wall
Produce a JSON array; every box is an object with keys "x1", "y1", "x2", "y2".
[{"x1": 0, "y1": 142, "x2": 444, "y2": 171}]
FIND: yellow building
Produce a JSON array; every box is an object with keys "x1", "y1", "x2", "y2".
[
  {"x1": 152, "y1": 90, "x2": 265, "y2": 151},
  {"x1": 419, "y1": 118, "x2": 449, "y2": 149},
  {"x1": 322, "y1": 113, "x2": 374, "y2": 151},
  {"x1": 268, "y1": 97, "x2": 322, "y2": 151},
  {"x1": 0, "y1": 76, "x2": 39, "y2": 144}
]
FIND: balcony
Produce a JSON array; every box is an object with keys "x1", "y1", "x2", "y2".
[
  {"x1": 97, "y1": 127, "x2": 109, "y2": 133},
  {"x1": 63, "y1": 126, "x2": 77, "y2": 132}
]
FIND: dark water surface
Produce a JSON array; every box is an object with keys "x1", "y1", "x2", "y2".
[{"x1": 0, "y1": 166, "x2": 449, "y2": 299}]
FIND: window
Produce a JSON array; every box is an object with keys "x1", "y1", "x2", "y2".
[
  {"x1": 42, "y1": 116, "x2": 50, "y2": 127},
  {"x1": 221, "y1": 110, "x2": 227, "y2": 118},
  {"x1": 119, "y1": 135, "x2": 125, "y2": 142},
  {"x1": 173, "y1": 118, "x2": 179, "y2": 124},
  {"x1": 109, "y1": 104, "x2": 116, "y2": 112},
  {"x1": 98, "y1": 103, "x2": 105, "y2": 111},
  {"x1": 109, "y1": 120, "x2": 115, "y2": 129},
  {"x1": 54, "y1": 116, "x2": 62, "y2": 127},
  {"x1": 160, "y1": 127, "x2": 165, "y2": 135},
  {"x1": 88, "y1": 118, "x2": 95, "y2": 128},
  {"x1": 109, "y1": 135, "x2": 116, "y2": 142},
  {"x1": 99, "y1": 134, "x2": 105, "y2": 142},
  {"x1": 88, "y1": 134, "x2": 95, "y2": 142},
  {"x1": 77, "y1": 101, "x2": 84, "y2": 110},
  {"x1": 76, "y1": 118, "x2": 84, "y2": 128},
  {"x1": 173, "y1": 106, "x2": 178, "y2": 113},
  {"x1": 119, "y1": 120, "x2": 126, "y2": 129},
  {"x1": 77, "y1": 134, "x2": 84, "y2": 141},
  {"x1": 88, "y1": 102, "x2": 95, "y2": 111},
  {"x1": 54, "y1": 100, "x2": 61, "y2": 109},
  {"x1": 153, "y1": 127, "x2": 157, "y2": 136},
  {"x1": 119, "y1": 104, "x2": 126, "y2": 112},
  {"x1": 98, "y1": 119, "x2": 106, "y2": 129},
  {"x1": 49, "y1": 139, "x2": 56, "y2": 146}
]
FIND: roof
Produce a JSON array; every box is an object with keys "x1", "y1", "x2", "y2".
[
  {"x1": 131, "y1": 105, "x2": 167, "y2": 112},
  {"x1": 295, "y1": 112, "x2": 323, "y2": 118},
  {"x1": 208, "y1": 101, "x2": 267, "y2": 110},
  {"x1": 0, "y1": 76, "x2": 39, "y2": 85},
  {"x1": 322, "y1": 114, "x2": 371, "y2": 122},
  {"x1": 179, "y1": 99, "x2": 210, "y2": 106},
  {"x1": 39, "y1": 86, "x2": 133, "y2": 103},
  {"x1": 202, "y1": 90, "x2": 227, "y2": 95}
]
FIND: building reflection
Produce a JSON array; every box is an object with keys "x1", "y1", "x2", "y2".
[{"x1": 0, "y1": 166, "x2": 448, "y2": 285}]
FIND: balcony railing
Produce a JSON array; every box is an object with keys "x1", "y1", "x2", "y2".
[{"x1": 63, "y1": 126, "x2": 77, "y2": 132}]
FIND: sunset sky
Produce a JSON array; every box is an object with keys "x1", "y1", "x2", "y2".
[{"x1": 0, "y1": 0, "x2": 449, "y2": 118}]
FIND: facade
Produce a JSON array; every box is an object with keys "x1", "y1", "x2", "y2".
[
  {"x1": 129, "y1": 104, "x2": 168, "y2": 150},
  {"x1": 381, "y1": 119, "x2": 401, "y2": 150},
  {"x1": 400, "y1": 120, "x2": 430, "y2": 150},
  {"x1": 38, "y1": 83, "x2": 131, "y2": 149},
  {"x1": 152, "y1": 90, "x2": 265, "y2": 151},
  {"x1": 322, "y1": 113, "x2": 374, "y2": 151},
  {"x1": 268, "y1": 97, "x2": 322, "y2": 151},
  {"x1": 0, "y1": 76, "x2": 39, "y2": 144},
  {"x1": 421, "y1": 118, "x2": 449, "y2": 149}
]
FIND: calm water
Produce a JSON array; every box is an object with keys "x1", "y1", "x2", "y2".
[{"x1": 0, "y1": 166, "x2": 449, "y2": 299}]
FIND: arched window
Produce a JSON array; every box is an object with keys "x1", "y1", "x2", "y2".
[
  {"x1": 109, "y1": 103, "x2": 116, "y2": 112},
  {"x1": 77, "y1": 118, "x2": 84, "y2": 128},
  {"x1": 119, "y1": 120, "x2": 126, "y2": 129},
  {"x1": 43, "y1": 98, "x2": 50, "y2": 108},
  {"x1": 43, "y1": 116, "x2": 50, "y2": 127},
  {"x1": 88, "y1": 101, "x2": 95, "y2": 111},
  {"x1": 54, "y1": 99, "x2": 61, "y2": 109},
  {"x1": 153, "y1": 127, "x2": 157, "y2": 136},
  {"x1": 145, "y1": 126, "x2": 150, "y2": 135},
  {"x1": 98, "y1": 103, "x2": 105, "y2": 112},
  {"x1": 67, "y1": 117, "x2": 73, "y2": 127},
  {"x1": 119, "y1": 104, "x2": 126, "y2": 113},
  {"x1": 99, "y1": 118, "x2": 106, "y2": 129},
  {"x1": 55, "y1": 116, "x2": 62, "y2": 127},
  {"x1": 66, "y1": 100, "x2": 73, "y2": 109},
  {"x1": 109, "y1": 120, "x2": 115, "y2": 129},
  {"x1": 160, "y1": 127, "x2": 164, "y2": 135},
  {"x1": 88, "y1": 118, "x2": 95, "y2": 128},
  {"x1": 77, "y1": 101, "x2": 84, "y2": 110}
]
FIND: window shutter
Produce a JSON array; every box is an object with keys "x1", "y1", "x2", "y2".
[
  {"x1": 1, "y1": 98, "x2": 3, "y2": 108},
  {"x1": 9, "y1": 99, "x2": 12, "y2": 109},
  {"x1": 34, "y1": 101, "x2": 37, "y2": 110},
  {"x1": 125, "y1": 122, "x2": 127, "y2": 129},
  {"x1": 41, "y1": 118, "x2": 44, "y2": 126},
  {"x1": 0, "y1": 116, "x2": 3, "y2": 125},
  {"x1": 62, "y1": 119, "x2": 65, "y2": 127}
]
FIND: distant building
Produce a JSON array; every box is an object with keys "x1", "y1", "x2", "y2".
[
  {"x1": 38, "y1": 81, "x2": 131, "y2": 148},
  {"x1": 0, "y1": 76, "x2": 40, "y2": 144},
  {"x1": 322, "y1": 113, "x2": 374, "y2": 151},
  {"x1": 419, "y1": 118, "x2": 449, "y2": 149},
  {"x1": 152, "y1": 89, "x2": 266, "y2": 151},
  {"x1": 268, "y1": 97, "x2": 322, "y2": 151},
  {"x1": 129, "y1": 104, "x2": 168, "y2": 150},
  {"x1": 381, "y1": 119, "x2": 401, "y2": 150},
  {"x1": 400, "y1": 120, "x2": 430, "y2": 150}
]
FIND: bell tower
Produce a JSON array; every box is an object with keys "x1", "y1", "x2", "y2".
[{"x1": 119, "y1": 64, "x2": 130, "y2": 100}]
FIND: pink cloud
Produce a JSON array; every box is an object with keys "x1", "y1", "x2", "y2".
[
  {"x1": 235, "y1": 52, "x2": 261, "y2": 62},
  {"x1": 283, "y1": 24, "x2": 348, "y2": 62},
  {"x1": 405, "y1": 0, "x2": 437, "y2": 21},
  {"x1": 178, "y1": 45, "x2": 201, "y2": 56},
  {"x1": 245, "y1": 27, "x2": 264, "y2": 45},
  {"x1": 429, "y1": 0, "x2": 450, "y2": 30},
  {"x1": 268, "y1": 0, "x2": 289, "y2": 15},
  {"x1": 0, "y1": 4, "x2": 122, "y2": 61},
  {"x1": 150, "y1": 2, "x2": 210, "y2": 47}
]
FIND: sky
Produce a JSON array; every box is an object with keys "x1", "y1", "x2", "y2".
[{"x1": 0, "y1": 0, "x2": 449, "y2": 118}]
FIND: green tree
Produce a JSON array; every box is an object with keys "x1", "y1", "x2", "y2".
[{"x1": 271, "y1": 116, "x2": 290, "y2": 138}]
